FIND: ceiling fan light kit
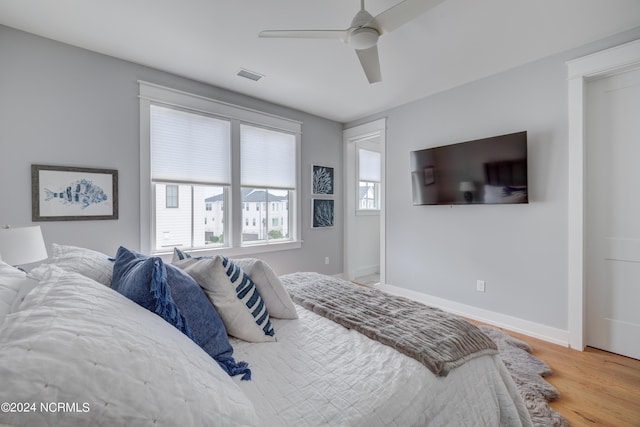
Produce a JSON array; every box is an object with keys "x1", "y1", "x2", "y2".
[
  {"x1": 259, "y1": 0, "x2": 445, "y2": 84},
  {"x1": 349, "y1": 27, "x2": 379, "y2": 50}
]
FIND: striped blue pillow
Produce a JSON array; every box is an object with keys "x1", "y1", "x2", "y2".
[
  {"x1": 221, "y1": 256, "x2": 274, "y2": 338},
  {"x1": 173, "y1": 247, "x2": 192, "y2": 261},
  {"x1": 173, "y1": 254, "x2": 276, "y2": 343}
]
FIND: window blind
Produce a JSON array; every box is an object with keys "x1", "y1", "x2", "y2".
[
  {"x1": 151, "y1": 105, "x2": 231, "y2": 185},
  {"x1": 359, "y1": 148, "x2": 381, "y2": 182},
  {"x1": 240, "y1": 124, "x2": 296, "y2": 189}
]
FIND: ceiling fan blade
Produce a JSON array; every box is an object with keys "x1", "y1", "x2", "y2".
[
  {"x1": 355, "y1": 46, "x2": 381, "y2": 84},
  {"x1": 259, "y1": 29, "x2": 349, "y2": 42},
  {"x1": 371, "y1": 0, "x2": 445, "y2": 34}
]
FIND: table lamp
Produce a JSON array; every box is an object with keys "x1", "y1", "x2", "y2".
[
  {"x1": 459, "y1": 181, "x2": 476, "y2": 203},
  {"x1": 0, "y1": 225, "x2": 48, "y2": 270}
]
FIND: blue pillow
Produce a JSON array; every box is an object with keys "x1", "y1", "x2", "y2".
[
  {"x1": 112, "y1": 247, "x2": 251, "y2": 380},
  {"x1": 112, "y1": 246, "x2": 191, "y2": 337},
  {"x1": 173, "y1": 247, "x2": 192, "y2": 261}
]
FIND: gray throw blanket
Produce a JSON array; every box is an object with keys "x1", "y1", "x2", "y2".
[{"x1": 281, "y1": 272, "x2": 498, "y2": 376}]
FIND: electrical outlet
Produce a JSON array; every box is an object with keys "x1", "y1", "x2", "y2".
[
  {"x1": 476, "y1": 280, "x2": 486, "y2": 292},
  {"x1": 325, "y1": 257, "x2": 330, "y2": 265}
]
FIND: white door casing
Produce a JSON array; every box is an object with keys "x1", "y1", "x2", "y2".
[{"x1": 343, "y1": 119, "x2": 386, "y2": 283}]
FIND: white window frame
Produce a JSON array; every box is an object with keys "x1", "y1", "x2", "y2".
[
  {"x1": 139, "y1": 81, "x2": 302, "y2": 256},
  {"x1": 165, "y1": 185, "x2": 179, "y2": 209}
]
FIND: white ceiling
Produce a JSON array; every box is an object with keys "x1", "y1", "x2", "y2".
[{"x1": 1, "y1": 0, "x2": 640, "y2": 123}]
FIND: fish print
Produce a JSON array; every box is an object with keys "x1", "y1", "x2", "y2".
[{"x1": 43, "y1": 179, "x2": 108, "y2": 209}]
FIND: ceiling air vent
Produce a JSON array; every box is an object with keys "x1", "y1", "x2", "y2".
[{"x1": 237, "y1": 68, "x2": 264, "y2": 82}]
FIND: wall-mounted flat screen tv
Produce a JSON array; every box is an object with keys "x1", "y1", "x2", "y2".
[{"x1": 410, "y1": 131, "x2": 528, "y2": 205}]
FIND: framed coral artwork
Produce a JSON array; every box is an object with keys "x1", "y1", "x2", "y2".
[
  {"x1": 312, "y1": 199, "x2": 334, "y2": 228},
  {"x1": 312, "y1": 164, "x2": 334, "y2": 195},
  {"x1": 31, "y1": 164, "x2": 119, "y2": 221}
]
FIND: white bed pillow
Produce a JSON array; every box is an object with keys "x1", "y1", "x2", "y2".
[
  {"x1": 174, "y1": 256, "x2": 276, "y2": 343},
  {"x1": 0, "y1": 265, "x2": 259, "y2": 427},
  {"x1": 0, "y1": 259, "x2": 30, "y2": 320},
  {"x1": 0, "y1": 258, "x2": 26, "y2": 279},
  {"x1": 233, "y1": 258, "x2": 298, "y2": 319},
  {"x1": 46, "y1": 243, "x2": 114, "y2": 286},
  {"x1": 9, "y1": 277, "x2": 39, "y2": 314},
  {"x1": 0, "y1": 276, "x2": 38, "y2": 320}
]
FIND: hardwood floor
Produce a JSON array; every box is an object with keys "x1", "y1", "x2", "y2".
[
  {"x1": 493, "y1": 327, "x2": 640, "y2": 426},
  {"x1": 352, "y1": 273, "x2": 380, "y2": 287}
]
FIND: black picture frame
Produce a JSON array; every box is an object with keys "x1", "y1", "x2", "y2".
[
  {"x1": 312, "y1": 165, "x2": 334, "y2": 195},
  {"x1": 312, "y1": 199, "x2": 334, "y2": 228}
]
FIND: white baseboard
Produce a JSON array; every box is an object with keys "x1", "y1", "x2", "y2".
[
  {"x1": 378, "y1": 284, "x2": 570, "y2": 347},
  {"x1": 353, "y1": 265, "x2": 379, "y2": 278}
]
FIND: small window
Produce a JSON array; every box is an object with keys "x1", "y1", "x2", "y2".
[
  {"x1": 359, "y1": 181, "x2": 379, "y2": 210},
  {"x1": 166, "y1": 185, "x2": 179, "y2": 208},
  {"x1": 357, "y1": 147, "x2": 381, "y2": 212}
]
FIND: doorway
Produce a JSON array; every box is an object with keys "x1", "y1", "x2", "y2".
[
  {"x1": 585, "y1": 67, "x2": 640, "y2": 359},
  {"x1": 567, "y1": 38, "x2": 640, "y2": 355},
  {"x1": 343, "y1": 119, "x2": 386, "y2": 285}
]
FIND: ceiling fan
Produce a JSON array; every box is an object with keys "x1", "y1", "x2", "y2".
[{"x1": 259, "y1": 0, "x2": 445, "y2": 84}]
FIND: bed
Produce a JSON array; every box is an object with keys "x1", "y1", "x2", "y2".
[
  {"x1": 0, "y1": 244, "x2": 533, "y2": 427},
  {"x1": 482, "y1": 159, "x2": 528, "y2": 204}
]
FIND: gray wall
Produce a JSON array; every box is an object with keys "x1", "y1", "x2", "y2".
[
  {"x1": 0, "y1": 25, "x2": 343, "y2": 276},
  {"x1": 348, "y1": 27, "x2": 640, "y2": 331}
]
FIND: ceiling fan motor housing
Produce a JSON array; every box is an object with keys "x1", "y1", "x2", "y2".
[
  {"x1": 349, "y1": 27, "x2": 379, "y2": 50},
  {"x1": 348, "y1": 8, "x2": 379, "y2": 50}
]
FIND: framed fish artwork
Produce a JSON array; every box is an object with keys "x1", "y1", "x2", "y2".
[{"x1": 31, "y1": 164, "x2": 118, "y2": 221}]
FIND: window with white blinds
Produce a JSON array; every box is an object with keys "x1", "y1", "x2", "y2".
[
  {"x1": 358, "y1": 148, "x2": 381, "y2": 183},
  {"x1": 241, "y1": 125, "x2": 296, "y2": 189},
  {"x1": 151, "y1": 105, "x2": 231, "y2": 185},
  {"x1": 240, "y1": 124, "x2": 296, "y2": 244},
  {"x1": 139, "y1": 81, "x2": 301, "y2": 255}
]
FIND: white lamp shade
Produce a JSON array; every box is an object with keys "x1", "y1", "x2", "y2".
[
  {"x1": 459, "y1": 181, "x2": 476, "y2": 192},
  {"x1": 0, "y1": 225, "x2": 48, "y2": 266}
]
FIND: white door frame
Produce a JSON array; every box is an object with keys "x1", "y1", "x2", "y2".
[
  {"x1": 343, "y1": 118, "x2": 387, "y2": 283},
  {"x1": 567, "y1": 38, "x2": 640, "y2": 350}
]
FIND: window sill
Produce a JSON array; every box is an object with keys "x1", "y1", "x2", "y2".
[{"x1": 153, "y1": 240, "x2": 303, "y2": 260}]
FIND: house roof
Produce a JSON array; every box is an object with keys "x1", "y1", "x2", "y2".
[{"x1": 205, "y1": 189, "x2": 288, "y2": 203}]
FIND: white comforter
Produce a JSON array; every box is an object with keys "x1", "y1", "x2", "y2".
[
  {"x1": 232, "y1": 305, "x2": 532, "y2": 427},
  {"x1": 0, "y1": 265, "x2": 532, "y2": 427},
  {"x1": 0, "y1": 266, "x2": 258, "y2": 427}
]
